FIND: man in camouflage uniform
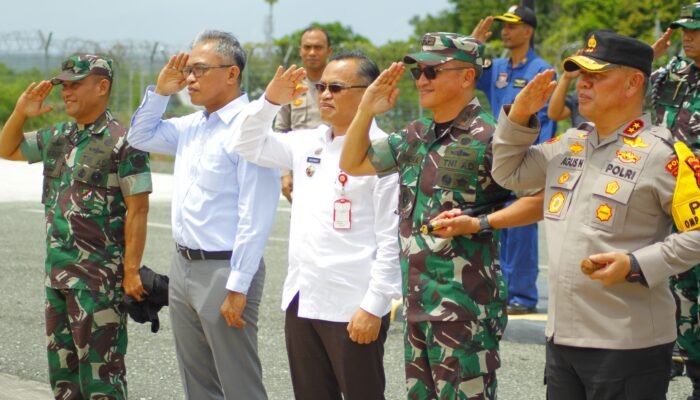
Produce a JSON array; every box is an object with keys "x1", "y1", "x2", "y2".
[
  {"x1": 274, "y1": 26, "x2": 331, "y2": 203},
  {"x1": 652, "y1": 4, "x2": 700, "y2": 398},
  {"x1": 340, "y1": 33, "x2": 543, "y2": 399},
  {"x1": 0, "y1": 54, "x2": 151, "y2": 399}
]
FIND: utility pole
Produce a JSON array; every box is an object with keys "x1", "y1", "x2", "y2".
[{"x1": 39, "y1": 30, "x2": 53, "y2": 78}]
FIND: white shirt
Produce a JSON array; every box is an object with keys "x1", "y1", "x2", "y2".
[
  {"x1": 234, "y1": 97, "x2": 401, "y2": 322},
  {"x1": 127, "y1": 87, "x2": 280, "y2": 293}
]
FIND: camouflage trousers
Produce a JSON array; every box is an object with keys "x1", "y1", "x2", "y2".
[
  {"x1": 45, "y1": 287, "x2": 128, "y2": 400},
  {"x1": 404, "y1": 319, "x2": 502, "y2": 400},
  {"x1": 671, "y1": 265, "x2": 700, "y2": 362}
]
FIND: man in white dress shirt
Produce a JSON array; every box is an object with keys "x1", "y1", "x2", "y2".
[
  {"x1": 127, "y1": 31, "x2": 280, "y2": 400},
  {"x1": 233, "y1": 51, "x2": 401, "y2": 400}
]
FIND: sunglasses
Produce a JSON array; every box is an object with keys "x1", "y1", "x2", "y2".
[
  {"x1": 409, "y1": 66, "x2": 471, "y2": 80},
  {"x1": 315, "y1": 82, "x2": 369, "y2": 93}
]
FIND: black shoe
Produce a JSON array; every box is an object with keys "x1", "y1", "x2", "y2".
[{"x1": 507, "y1": 302, "x2": 537, "y2": 315}]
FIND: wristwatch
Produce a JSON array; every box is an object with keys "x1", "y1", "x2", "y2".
[
  {"x1": 477, "y1": 214, "x2": 492, "y2": 235},
  {"x1": 626, "y1": 254, "x2": 648, "y2": 287}
]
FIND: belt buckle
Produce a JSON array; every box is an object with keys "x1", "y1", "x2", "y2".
[{"x1": 185, "y1": 248, "x2": 193, "y2": 261}]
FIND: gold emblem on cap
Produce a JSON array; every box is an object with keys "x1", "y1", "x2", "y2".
[{"x1": 585, "y1": 34, "x2": 597, "y2": 53}]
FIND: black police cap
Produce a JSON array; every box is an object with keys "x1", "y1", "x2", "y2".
[{"x1": 563, "y1": 30, "x2": 653, "y2": 76}]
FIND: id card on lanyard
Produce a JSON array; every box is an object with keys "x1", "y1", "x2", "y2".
[{"x1": 333, "y1": 172, "x2": 352, "y2": 230}]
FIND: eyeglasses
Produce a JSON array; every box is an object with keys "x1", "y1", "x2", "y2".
[
  {"x1": 315, "y1": 82, "x2": 369, "y2": 94},
  {"x1": 182, "y1": 64, "x2": 235, "y2": 78},
  {"x1": 409, "y1": 66, "x2": 471, "y2": 80}
]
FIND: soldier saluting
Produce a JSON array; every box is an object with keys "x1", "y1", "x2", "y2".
[
  {"x1": 0, "y1": 54, "x2": 151, "y2": 399},
  {"x1": 340, "y1": 32, "x2": 543, "y2": 400}
]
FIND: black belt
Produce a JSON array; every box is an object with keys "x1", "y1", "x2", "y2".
[{"x1": 176, "y1": 244, "x2": 232, "y2": 261}]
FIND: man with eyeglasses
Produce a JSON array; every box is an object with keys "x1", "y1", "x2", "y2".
[
  {"x1": 231, "y1": 50, "x2": 401, "y2": 400},
  {"x1": 340, "y1": 33, "x2": 544, "y2": 399},
  {"x1": 471, "y1": 5, "x2": 556, "y2": 317},
  {"x1": 0, "y1": 54, "x2": 151, "y2": 399},
  {"x1": 651, "y1": 3, "x2": 700, "y2": 398},
  {"x1": 274, "y1": 26, "x2": 332, "y2": 203},
  {"x1": 127, "y1": 31, "x2": 279, "y2": 400}
]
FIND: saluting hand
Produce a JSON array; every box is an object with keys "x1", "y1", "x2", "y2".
[
  {"x1": 509, "y1": 69, "x2": 557, "y2": 126},
  {"x1": 471, "y1": 16, "x2": 494, "y2": 43},
  {"x1": 16, "y1": 81, "x2": 54, "y2": 118},
  {"x1": 358, "y1": 62, "x2": 404, "y2": 116},
  {"x1": 651, "y1": 28, "x2": 674, "y2": 61},
  {"x1": 156, "y1": 53, "x2": 189, "y2": 96},
  {"x1": 265, "y1": 65, "x2": 307, "y2": 106}
]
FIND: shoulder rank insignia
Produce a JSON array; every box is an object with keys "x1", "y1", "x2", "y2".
[
  {"x1": 292, "y1": 98, "x2": 304, "y2": 107},
  {"x1": 558, "y1": 172, "x2": 570, "y2": 184},
  {"x1": 623, "y1": 119, "x2": 644, "y2": 136},
  {"x1": 616, "y1": 150, "x2": 641, "y2": 164},
  {"x1": 546, "y1": 135, "x2": 562, "y2": 144},
  {"x1": 623, "y1": 136, "x2": 649, "y2": 148}
]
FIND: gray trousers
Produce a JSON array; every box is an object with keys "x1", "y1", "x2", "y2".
[{"x1": 169, "y1": 252, "x2": 267, "y2": 400}]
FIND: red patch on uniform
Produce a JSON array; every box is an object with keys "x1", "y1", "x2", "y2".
[
  {"x1": 546, "y1": 135, "x2": 561, "y2": 144},
  {"x1": 686, "y1": 155, "x2": 700, "y2": 188},
  {"x1": 623, "y1": 119, "x2": 644, "y2": 136},
  {"x1": 666, "y1": 157, "x2": 679, "y2": 177}
]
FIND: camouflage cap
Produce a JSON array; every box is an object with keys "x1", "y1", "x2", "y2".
[
  {"x1": 404, "y1": 33, "x2": 484, "y2": 67},
  {"x1": 670, "y1": 3, "x2": 700, "y2": 30},
  {"x1": 51, "y1": 54, "x2": 113, "y2": 85}
]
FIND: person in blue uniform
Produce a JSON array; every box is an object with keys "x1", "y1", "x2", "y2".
[{"x1": 472, "y1": 5, "x2": 557, "y2": 314}]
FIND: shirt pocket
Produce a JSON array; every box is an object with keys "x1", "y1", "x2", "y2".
[
  {"x1": 433, "y1": 146, "x2": 480, "y2": 205},
  {"x1": 197, "y1": 150, "x2": 235, "y2": 193},
  {"x1": 586, "y1": 176, "x2": 635, "y2": 233},
  {"x1": 70, "y1": 164, "x2": 110, "y2": 217},
  {"x1": 544, "y1": 169, "x2": 582, "y2": 220}
]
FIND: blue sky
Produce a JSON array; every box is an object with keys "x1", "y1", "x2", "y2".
[{"x1": 0, "y1": 0, "x2": 451, "y2": 48}]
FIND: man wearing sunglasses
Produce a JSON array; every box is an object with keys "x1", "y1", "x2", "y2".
[
  {"x1": 340, "y1": 33, "x2": 544, "y2": 399},
  {"x1": 128, "y1": 31, "x2": 279, "y2": 400},
  {"x1": 471, "y1": 5, "x2": 556, "y2": 317},
  {"x1": 274, "y1": 26, "x2": 333, "y2": 204},
  {"x1": 231, "y1": 51, "x2": 401, "y2": 400}
]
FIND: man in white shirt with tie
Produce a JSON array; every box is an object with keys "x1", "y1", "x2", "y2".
[
  {"x1": 233, "y1": 51, "x2": 401, "y2": 400},
  {"x1": 127, "y1": 31, "x2": 279, "y2": 400}
]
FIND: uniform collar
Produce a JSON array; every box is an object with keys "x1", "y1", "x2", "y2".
[
  {"x1": 590, "y1": 114, "x2": 651, "y2": 147},
  {"x1": 447, "y1": 96, "x2": 482, "y2": 132},
  {"x1": 204, "y1": 93, "x2": 250, "y2": 125},
  {"x1": 510, "y1": 47, "x2": 537, "y2": 69},
  {"x1": 75, "y1": 109, "x2": 112, "y2": 136}
]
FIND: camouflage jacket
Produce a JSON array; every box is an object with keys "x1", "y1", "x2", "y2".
[
  {"x1": 368, "y1": 98, "x2": 512, "y2": 323},
  {"x1": 20, "y1": 110, "x2": 152, "y2": 294},
  {"x1": 652, "y1": 56, "x2": 700, "y2": 153}
]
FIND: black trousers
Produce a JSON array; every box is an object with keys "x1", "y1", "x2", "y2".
[
  {"x1": 545, "y1": 340, "x2": 673, "y2": 400},
  {"x1": 284, "y1": 294, "x2": 391, "y2": 400}
]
